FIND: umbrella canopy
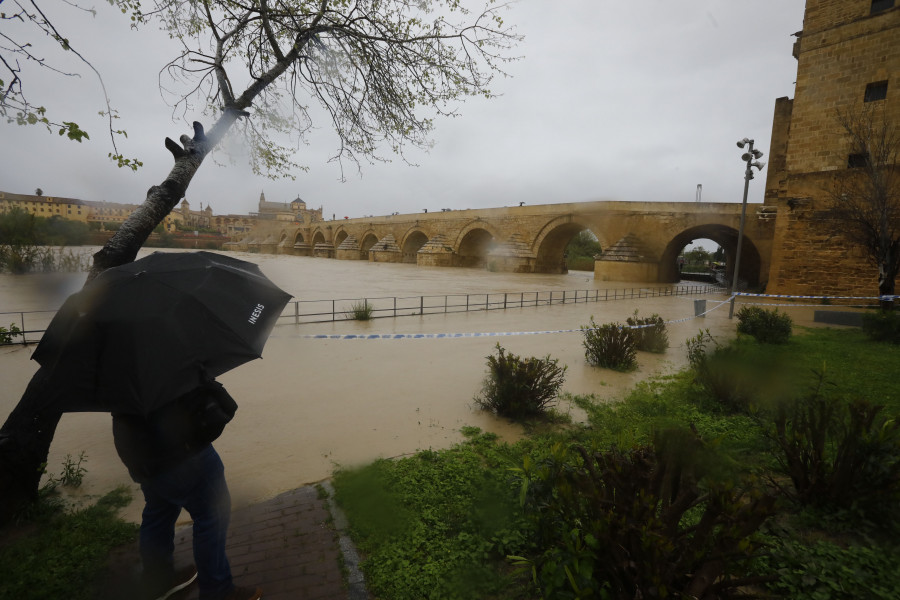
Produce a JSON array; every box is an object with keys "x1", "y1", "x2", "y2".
[{"x1": 32, "y1": 251, "x2": 291, "y2": 416}]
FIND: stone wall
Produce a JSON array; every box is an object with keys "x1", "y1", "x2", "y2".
[
  {"x1": 786, "y1": 7, "x2": 900, "y2": 175},
  {"x1": 766, "y1": 188, "x2": 878, "y2": 297},
  {"x1": 763, "y1": 0, "x2": 899, "y2": 298}
]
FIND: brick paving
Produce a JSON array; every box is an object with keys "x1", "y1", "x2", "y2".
[{"x1": 100, "y1": 483, "x2": 367, "y2": 600}]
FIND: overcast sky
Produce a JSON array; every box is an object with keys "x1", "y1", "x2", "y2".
[{"x1": 1, "y1": 1, "x2": 806, "y2": 220}]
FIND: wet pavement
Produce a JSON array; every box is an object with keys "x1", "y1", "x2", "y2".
[{"x1": 100, "y1": 482, "x2": 368, "y2": 600}]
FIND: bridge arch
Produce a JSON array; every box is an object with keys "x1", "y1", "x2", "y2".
[
  {"x1": 401, "y1": 229, "x2": 429, "y2": 263},
  {"x1": 532, "y1": 215, "x2": 606, "y2": 274},
  {"x1": 454, "y1": 220, "x2": 500, "y2": 269},
  {"x1": 293, "y1": 231, "x2": 306, "y2": 245},
  {"x1": 360, "y1": 231, "x2": 379, "y2": 253},
  {"x1": 311, "y1": 229, "x2": 327, "y2": 246},
  {"x1": 333, "y1": 228, "x2": 349, "y2": 247},
  {"x1": 660, "y1": 225, "x2": 762, "y2": 287}
]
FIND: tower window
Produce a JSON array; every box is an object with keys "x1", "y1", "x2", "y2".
[
  {"x1": 864, "y1": 80, "x2": 888, "y2": 102},
  {"x1": 848, "y1": 153, "x2": 870, "y2": 168},
  {"x1": 871, "y1": 0, "x2": 895, "y2": 13}
]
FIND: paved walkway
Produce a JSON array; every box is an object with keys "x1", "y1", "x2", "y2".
[{"x1": 101, "y1": 482, "x2": 368, "y2": 600}]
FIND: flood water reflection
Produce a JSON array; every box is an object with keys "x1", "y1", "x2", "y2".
[{"x1": 0, "y1": 250, "x2": 820, "y2": 522}]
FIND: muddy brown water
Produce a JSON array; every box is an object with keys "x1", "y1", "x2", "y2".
[{"x1": 0, "y1": 249, "x2": 826, "y2": 522}]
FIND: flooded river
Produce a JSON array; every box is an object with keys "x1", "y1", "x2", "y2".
[{"x1": 0, "y1": 249, "x2": 822, "y2": 522}]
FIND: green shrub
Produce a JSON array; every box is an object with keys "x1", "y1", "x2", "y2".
[
  {"x1": 474, "y1": 344, "x2": 566, "y2": 420},
  {"x1": 625, "y1": 310, "x2": 668, "y2": 353},
  {"x1": 686, "y1": 329, "x2": 717, "y2": 370},
  {"x1": 512, "y1": 429, "x2": 775, "y2": 599},
  {"x1": 765, "y1": 371, "x2": 900, "y2": 524},
  {"x1": 752, "y1": 535, "x2": 900, "y2": 600},
  {"x1": 736, "y1": 305, "x2": 792, "y2": 344},
  {"x1": 686, "y1": 331, "x2": 766, "y2": 413},
  {"x1": 581, "y1": 317, "x2": 637, "y2": 371},
  {"x1": 0, "y1": 323, "x2": 22, "y2": 345},
  {"x1": 44, "y1": 452, "x2": 88, "y2": 489},
  {"x1": 862, "y1": 309, "x2": 900, "y2": 344},
  {"x1": 698, "y1": 345, "x2": 767, "y2": 414}
]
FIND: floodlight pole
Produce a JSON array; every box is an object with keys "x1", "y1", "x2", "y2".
[{"x1": 729, "y1": 138, "x2": 764, "y2": 319}]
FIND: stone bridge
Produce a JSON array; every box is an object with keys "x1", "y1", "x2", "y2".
[{"x1": 229, "y1": 200, "x2": 777, "y2": 286}]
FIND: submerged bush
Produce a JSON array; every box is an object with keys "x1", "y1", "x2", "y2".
[
  {"x1": 0, "y1": 245, "x2": 91, "y2": 274},
  {"x1": 348, "y1": 299, "x2": 374, "y2": 320},
  {"x1": 0, "y1": 323, "x2": 22, "y2": 345},
  {"x1": 512, "y1": 429, "x2": 775, "y2": 599},
  {"x1": 862, "y1": 309, "x2": 900, "y2": 344},
  {"x1": 581, "y1": 317, "x2": 637, "y2": 371},
  {"x1": 625, "y1": 310, "x2": 668, "y2": 353},
  {"x1": 736, "y1": 305, "x2": 792, "y2": 344},
  {"x1": 474, "y1": 344, "x2": 566, "y2": 420}
]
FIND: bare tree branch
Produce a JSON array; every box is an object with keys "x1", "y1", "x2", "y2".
[
  {"x1": 824, "y1": 103, "x2": 900, "y2": 307},
  {"x1": 0, "y1": 0, "x2": 141, "y2": 167}
]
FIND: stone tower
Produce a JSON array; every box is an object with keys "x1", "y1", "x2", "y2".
[{"x1": 765, "y1": 0, "x2": 899, "y2": 296}]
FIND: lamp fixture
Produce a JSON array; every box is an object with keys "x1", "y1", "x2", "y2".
[{"x1": 729, "y1": 137, "x2": 766, "y2": 317}]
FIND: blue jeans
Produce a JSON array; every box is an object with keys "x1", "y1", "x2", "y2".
[{"x1": 139, "y1": 444, "x2": 234, "y2": 600}]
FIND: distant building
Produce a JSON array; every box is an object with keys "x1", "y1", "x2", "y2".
[
  {"x1": 254, "y1": 191, "x2": 323, "y2": 224},
  {"x1": 0, "y1": 191, "x2": 181, "y2": 230},
  {"x1": 174, "y1": 199, "x2": 215, "y2": 231},
  {"x1": 0, "y1": 189, "x2": 317, "y2": 240},
  {"x1": 0, "y1": 191, "x2": 88, "y2": 222},
  {"x1": 83, "y1": 199, "x2": 153, "y2": 229}
]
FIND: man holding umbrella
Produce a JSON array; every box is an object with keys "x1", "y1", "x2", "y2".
[
  {"x1": 32, "y1": 252, "x2": 291, "y2": 600},
  {"x1": 112, "y1": 376, "x2": 259, "y2": 600}
]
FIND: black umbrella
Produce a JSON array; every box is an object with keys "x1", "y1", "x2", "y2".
[{"x1": 32, "y1": 251, "x2": 291, "y2": 416}]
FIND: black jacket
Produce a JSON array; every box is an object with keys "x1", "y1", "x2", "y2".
[
  {"x1": 112, "y1": 402, "x2": 206, "y2": 484},
  {"x1": 112, "y1": 381, "x2": 237, "y2": 483}
]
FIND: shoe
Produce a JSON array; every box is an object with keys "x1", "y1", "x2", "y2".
[
  {"x1": 222, "y1": 586, "x2": 262, "y2": 600},
  {"x1": 148, "y1": 564, "x2": 198, "y2": 600}
]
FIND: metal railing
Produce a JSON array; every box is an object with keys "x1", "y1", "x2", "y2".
[
  {"x1": 0, "y1": 309, "x2": 56, "y2": 346},
  {"x1": 1, "y1": 283, "x2": 722, "y2": 345},
  {"x1": 277, "y1": 283, "x2": 722, "y2": 325}
]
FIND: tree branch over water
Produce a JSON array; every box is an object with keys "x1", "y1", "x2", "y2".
[{"x1": 0, "y1": 0, "x2": 520, "y2": 524}]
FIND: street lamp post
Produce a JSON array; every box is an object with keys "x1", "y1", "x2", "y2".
[{"x1": 729, "y1": 138, "x2": 766, "y2": 318}]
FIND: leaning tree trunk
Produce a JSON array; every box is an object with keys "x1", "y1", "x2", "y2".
[
  {"x1": 0, "y1": 118, "x2": 236, "y2": 526},
  {"x1": 0, "y1": 10, "x2": 304, "y2": 520}
]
